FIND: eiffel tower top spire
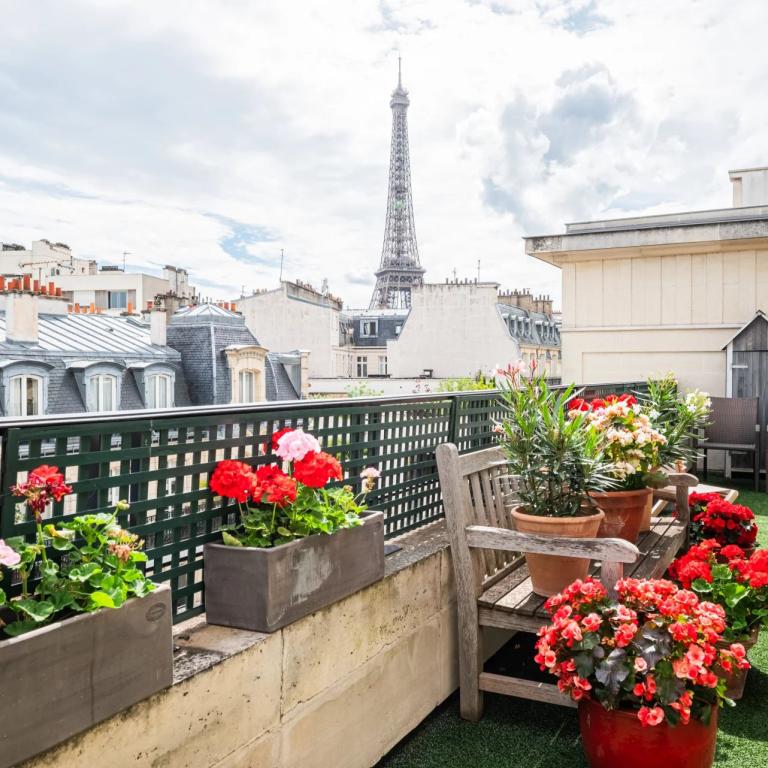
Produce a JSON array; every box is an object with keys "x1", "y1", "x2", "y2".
[{"x1": 369, "y1": 59, "x2": 425, "y2": 310}]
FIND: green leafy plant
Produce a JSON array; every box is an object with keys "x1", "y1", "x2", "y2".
[
  {"x1": 640, "y1": 375, "x2": 711, "y2": 466},
  {"x1": 437, "y1": 371, "x2": 497, "y2": 392},
  {"x1": 345, "y1": 383, "x2": 384, "y2": 398},
  {"x1": 210, "y1": 428, "x2": 380, "y2": 547},
  {"x1": 495, "y1": 362, "x2": 614, "y2": 517},
  {"x1": 1, "y1": 469, "x2": 155, "y2": 638}
]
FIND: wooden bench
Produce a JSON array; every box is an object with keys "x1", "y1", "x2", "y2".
[{"x1": 436, "y1": 442, "x2": 698, "y2": 722}]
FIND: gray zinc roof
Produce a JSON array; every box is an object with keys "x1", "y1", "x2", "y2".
[{"x1": 0, "y1": 312, "x2": 175, "y2": 358}]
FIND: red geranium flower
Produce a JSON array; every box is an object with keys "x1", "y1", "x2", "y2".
[
  {"x1": 270, "y1": 427, "x2": 294, "y2": 452},
  {"x1": 209, "y1": 460, "x2": 255, "y2": 503},
  {"x1": 292, "y1": 451, "x2": 343, "y2": 489},
  {"x1": 567, "y1": 397, "x2": 590, "y2": 412},
  {"x1": 262, "y1": 472, "x2": 297, "y2": 507},
  {"x1": 11, "y1": 464, "x2": 73, "y2": 521}
]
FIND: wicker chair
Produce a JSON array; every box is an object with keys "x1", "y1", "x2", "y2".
[{"x1": 701, "y1": 397, "x2": 760, "y2": 491}]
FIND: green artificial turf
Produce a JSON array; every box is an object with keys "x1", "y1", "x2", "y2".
[{"x1": 377, "y1": 475, "x2": 768, "y2": 768}]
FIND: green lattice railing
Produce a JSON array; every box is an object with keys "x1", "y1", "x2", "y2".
[{"x1": 0, "y1": 383, "x2": 645, "y2": 623}]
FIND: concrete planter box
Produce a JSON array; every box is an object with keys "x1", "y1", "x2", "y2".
[
  {"x1": 0, "y1": 584, "x2": 173, "y2": 768},
  {"x1": 204, "y1": 511, "x2": 385, "y2": 632}
]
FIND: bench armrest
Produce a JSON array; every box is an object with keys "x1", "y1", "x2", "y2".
[{"x1": 465, "y1": 525, "x2": 639, "y2": 563}]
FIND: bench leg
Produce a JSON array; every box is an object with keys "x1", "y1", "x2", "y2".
[{"x1": 458, "y1": 612, "x2": 484, "y2": 722}]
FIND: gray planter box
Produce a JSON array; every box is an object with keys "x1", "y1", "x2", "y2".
[
  {"x1": 0, "y1": 584, "x2": 173, "y2": 768},
  {"x1": 204, "y1": 511, "x2": 385, "y2": 632}
]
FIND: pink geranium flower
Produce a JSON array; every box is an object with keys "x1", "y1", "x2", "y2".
[
  {"x1": 274, "y1": 428, "x2": 321, "y2": 462},
  {"x1": 0, "y1": 539, "x2": 20, "y2": 567}
]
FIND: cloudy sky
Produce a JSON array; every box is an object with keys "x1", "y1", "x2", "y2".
[{"x1": 2, "y1": 0, "x2": 767, "y2": 308}]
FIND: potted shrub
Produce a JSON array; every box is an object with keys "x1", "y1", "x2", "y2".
[
  {"x1": 687, "y1": 496, "x2": 758, "y2": 556},
  {"x1": 535, "y1": 577, "x2": 747, "y2": 768},
  {"x1": 669, "y1": 541, "x2": 768, "y2": 698},
  {"x1": 0, "y1": 465, "x2": 171, "y2": 768},
  {"x1": 636, "y1": 378, "x2": 711, "y2": 532},
  {"x1": 203, "y1": 428, "x2": 384, "y2": 632},
  {"x1": 495, "y1": 363, "x2": 613, "y2": 597},
  {"x1": 570, "y1": 393, "x2": 668, "y2": 543}
]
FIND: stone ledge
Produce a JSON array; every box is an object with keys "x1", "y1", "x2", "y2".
[{"x1": 170, "y1": 521, "x2": 450, "y2": 685}]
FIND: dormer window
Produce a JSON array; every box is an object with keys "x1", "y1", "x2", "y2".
[
  {"x1": 361, "y1": 320, "x2": 378, "y2": 337},
  {"x1": 147, "y1": 372, "x2": 174, "y2": 408},
  {"x1": 9, "y1": 374, "x2": 43, "y2": 416},
  {"x1": 238, "y1": 370, "x2": 258, "y2": 403},
  {"x1": 88, "y1": 374, "x2": 118, "y2": 412}
]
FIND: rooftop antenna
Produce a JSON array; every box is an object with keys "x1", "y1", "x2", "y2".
[
  {"x1": 279, "y1": 248, "x2": 284, "y2": 283},
  {"x1": 452, "y1": 267, "x2": 457, "y2": 281},
  {"x1": 122, "y1": 251, "x2": 130, "y2": 272},
  {"x1": 477, "y1": 259, "x2": 481, "y2": 281},
  {"x1": 398, "y1": 55, "x2": 402, "y2": 88}
]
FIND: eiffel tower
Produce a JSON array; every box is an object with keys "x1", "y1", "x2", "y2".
[{"x1": 369, "y1": 58, "x2": 425, "y2": 310}]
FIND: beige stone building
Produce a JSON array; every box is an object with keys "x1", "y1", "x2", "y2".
[{"x1": 525, "y1": 167, "x2": 768, "y2": 396}]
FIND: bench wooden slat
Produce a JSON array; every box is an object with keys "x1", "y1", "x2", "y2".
[{"x1": 478, "y1": 673, "x2": 577, "y2": 708}]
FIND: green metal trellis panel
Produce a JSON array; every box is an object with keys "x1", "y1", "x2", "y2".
[
  {"x1": 0, "y1": 383, "x2": 647, "y2": 623},
  {"x1": 0, "y1": 393, "x2": 497, "y2": 623}
]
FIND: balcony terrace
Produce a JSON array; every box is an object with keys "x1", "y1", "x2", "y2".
[{"x1": 0, "y1": 385, "x2": 765, "y2": 768}]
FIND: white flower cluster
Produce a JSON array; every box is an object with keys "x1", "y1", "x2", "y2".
[{"x1": 684, "y1": 389, "x2": 712, "y2": 416}]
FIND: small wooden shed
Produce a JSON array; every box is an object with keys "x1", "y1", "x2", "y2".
[{"x1": 724, "y1": 310, "x2": 768, "y2": 429}]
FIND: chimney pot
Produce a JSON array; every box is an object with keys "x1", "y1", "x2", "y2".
[
  {"x1": 22, "y1": 275, "x2": 31, "y2": 291},
  {"x1": 33, "y1": 279, "x2": 40, "y2": 292},
  {"x1": 48, "y1": 281, "x2": 55, "y2": 294},
  {"x1": 89, "y1": 302, "x2": 96, "y2": 314},
  {"x1": 74, "y1": 303, "x2": 81, "y2": 313},
  {"x1": 127, "y1": 301, "x2": 134, "y2": 314},
  {"x1": 56, "y1": 287, "x2": 62, "y2": 297},
  {"x1": 6, "y1": 292, "x2": 39, "y2": 343},
  {"x1": 150, "y1": 304, "x2": 167, "y2": 346},
  {"x1": 0, "y1": 277, "x2": 5, "y2": 291},
  {"x1": 40, "y1": 285, "x2": 47, "y2": 295}
]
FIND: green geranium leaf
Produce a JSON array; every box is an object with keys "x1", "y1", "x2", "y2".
[
  {"x1": 51, "y1": 537, "x2": 75, "y2": 551},
  {"x1": 15, "y1": 598, "x2": 55, "y2": 622},
  {"x1": 221, "y1": 530, "x2": 243, "y2": 547},
  {"x1": 68, "y1": 563, "x2": 102, "y2": 583},
  {"x1": 3, "y1": 618, "x2": 40, "y2": 637},
  {"x1": 0, "y1": 587, "x2": 6, "y2": 605},
  {"x1": 88, "y1": 591, "x2": 116, "y2": 609},
  {"x1": 276, "y1": 526, "x2": 294, "y2": 537},
  {"x1": 48, "y1": 592, "x2": 76, "y2": 612},
  {"x1": 691, "y1": 578, "x2": 713, "y2": 593}
]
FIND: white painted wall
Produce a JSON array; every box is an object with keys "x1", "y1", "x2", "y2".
[
  {"x1": 0, "y1": 240, "x2": 94, "y2": 280},
  {"x1": 557, "y1": 247, "x2": 768, "y2": 393},
  {"x1": 56, "y1": 273, "x2": 169, "y2": 313},
  {"x1": 238, "y1": 287, "x2": 345, "y2": 378},
  {"x1": 387, "y1": 283, "x2": 520, "y2": 378}
]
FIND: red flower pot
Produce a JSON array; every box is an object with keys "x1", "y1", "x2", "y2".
[{"x1": 578, "y1": 697, "x2": 718, "y2": 768}]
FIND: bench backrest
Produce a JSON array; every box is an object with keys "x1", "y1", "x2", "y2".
[
  {"x1": 437, "y1": 441, "x2": 699, "y2": 599},
  {"x1": 436, "y1": 443, "x2": 521, "y2": 593}
]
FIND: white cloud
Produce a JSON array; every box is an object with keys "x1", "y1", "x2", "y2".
[{"x1": 1, "y1": 0, "x2": 767, "y2": 308}]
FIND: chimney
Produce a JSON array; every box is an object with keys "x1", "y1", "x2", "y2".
[
  {"x1": 6, "y1": 292, "x2": 40, "y2": 344},
  {"x1": 150, "y1": 302, "x2": 167, "y2": 346}
]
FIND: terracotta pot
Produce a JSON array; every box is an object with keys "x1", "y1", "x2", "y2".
[
  {"x1": 590, "y1": 488, "x2": 653, "y2": 543},
  {"x1": 715, "y1": 626, "x2": 760, "y2": 700},
  {"x1": 511, "y1": 507, "x2": 604, "y2": 597},
  {"x1": 639, "y1": 492, "x2": 653, "y2": 533},
  {"x1": 579, "y1": 696, "x2": 718, "y2": 768}
]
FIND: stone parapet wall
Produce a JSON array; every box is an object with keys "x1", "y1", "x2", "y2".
[{"x1": 22, "y1": 522, "x2": 504, "y2": 768}]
